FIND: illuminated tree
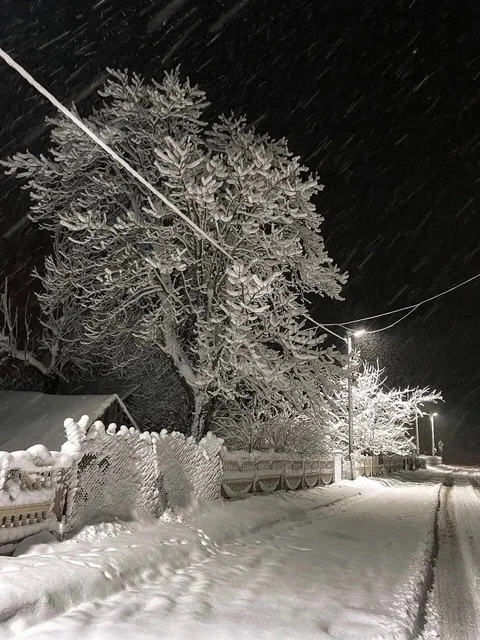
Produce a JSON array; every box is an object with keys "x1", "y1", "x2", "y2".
[
  {"x1": 331, "y1": 364, "x2": 442, "y2": 454},
  {"x1": 2, "y1": 69, "x2": 346, "y2": 438}
]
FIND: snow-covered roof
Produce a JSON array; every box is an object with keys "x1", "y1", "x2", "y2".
[{"x1": 0, "y1": 391, "x2": 138, "y2": 453}]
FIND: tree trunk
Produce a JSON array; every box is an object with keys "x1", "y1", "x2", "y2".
[
  {"x1": 191, "y1": 391, "x2": 207, "y2": 441},
  {"x1": 203, "y1": 396, "x2": 218, "y2": 434},
  {"x1": 191, "y1": 393, "x2": 217, "y2": 441},
  {"x1": 177, "y1": 373, "x2": 196, "y2": 434}
]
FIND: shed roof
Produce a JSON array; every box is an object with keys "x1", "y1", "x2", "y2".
[{"x1": 0, "y1": 391, "x2": 137, "y2": 452}]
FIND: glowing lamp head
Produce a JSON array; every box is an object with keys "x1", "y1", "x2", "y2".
[{"x1": 353, "y1": 329, "x2": 366, "y2": 338}]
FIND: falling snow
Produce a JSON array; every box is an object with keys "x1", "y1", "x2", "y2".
[{"x1": 0, "y1": 1, "x2": 478, "y2": 459}]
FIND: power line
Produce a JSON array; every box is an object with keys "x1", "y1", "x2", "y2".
[
  {"x1": 353, "y1": 305, "x2": 420, "y2": 335},
  {"x1": 0, "y1": 48, "x2": 233, "y2": 260},
  {"x1": 4, "y1": 49, "x2": 477, "y2": 343},
  {"x1": 309, "y1": 319, "x2": 346, "y2": 342},
  {"x1": 323, "y1": 271, "x2": 480, "y2": 328}
]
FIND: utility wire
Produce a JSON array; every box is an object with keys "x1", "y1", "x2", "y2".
[
  {"x1": 322, "y1": 271, "x2": 480, "y2": 327},
  {"x1": 308, "y1": 318, "x2": 346, "y2": 342},
  {"x1": 0, "y1": 48, "x2": 233, "y2": 260},
  {"x1": 4, "y1": 50, "x2": 476, "y2": 342},
  {"x1": 351, "y1": 305, "x2": 420, "y2": 335}
]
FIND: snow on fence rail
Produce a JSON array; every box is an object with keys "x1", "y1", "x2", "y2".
[
  {"x1": 353, "y1": 453, "x2": 425, "y2": 478},
  {"x1": 0, "y1": 447, "x2": 73, "y2": 550},
  {"x1": 221, "y1": 451, "x2": 423, "y2": 497}
]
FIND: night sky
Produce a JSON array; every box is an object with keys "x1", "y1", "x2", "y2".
[{"x1": 0, "y1": 0, "x2": 479, "y2": 460}]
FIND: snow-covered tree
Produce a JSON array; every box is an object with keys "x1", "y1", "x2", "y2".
[
  {"x1": 213, "y1": 381, "x2": 340, "y2": 455},
  {"x1": 2, "y1": 69, "x2": 346, "y2": 438},
  {"x1": 331, "y1": 364, "x2": 442, "y2": 454}
]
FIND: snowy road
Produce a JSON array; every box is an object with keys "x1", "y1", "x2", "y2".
[
  {"x1": 16, "y1": 478, "x2": 440, "y2": 640},
  {"x1": 9, "y1": 468, "x2": 480, "y2": 640},
  {"x1": 423, "y1": 468, "x2": 480, "y2": 639}
]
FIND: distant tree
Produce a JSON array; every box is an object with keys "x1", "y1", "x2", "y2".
[{"x1": 1, "y1": 69, "x2": 346, "y2": 438}]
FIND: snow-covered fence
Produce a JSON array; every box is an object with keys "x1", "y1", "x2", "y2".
[
  {"x1": 220, "y1": 452, "x2": 338, "y2": 498},
  {"x1": 0, "y1": 416, "x2": 224, "y2": 550},
  {"x1": 152, "y1": 431, "x2": 223, "y2": 508},
  {"x1": 62, "y1": 417, "x2": 160, "y2": 527},
  {"x1": 0, "y1": 447, "x2": 73, "y2": 552},
  {"x1": 354, "y1": 455, "x2": 380, "y2": 477},
  {"x1": 417, "y1": 456, "x2": 428, "y2": 469},
  {"x1": 352, "y1": 454, "x2": 420, "y2": 478},
  {"x1": 61, "y1": 417, "x2": 224, "y2": 533}
]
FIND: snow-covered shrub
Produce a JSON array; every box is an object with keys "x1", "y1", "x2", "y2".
[{"x1": 214, "y1": 397, "x2": 333, "y2": 456}]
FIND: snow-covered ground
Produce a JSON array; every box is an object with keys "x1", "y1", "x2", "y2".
[
  {"x1": 4, "y1": 465, "x2": 480, "y2": 640},
  {"x1": 0, "y1": 471, "x2": 450, "y2": 640},
  {"x1": 422, "y1": 467, "x2": 480, "y2": 640},
  {"x1": 0, "y1": 482, "x2": 361, "y2": 636}
]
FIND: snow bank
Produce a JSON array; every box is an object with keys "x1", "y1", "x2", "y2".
[
  {"x1": 6, "y1": 474, "x2": 443, "y2": 640},
  {"x1": 0, "y1": 483, "x2": 361, "y2": 635}
]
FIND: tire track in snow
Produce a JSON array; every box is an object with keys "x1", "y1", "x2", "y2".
[
  {"x1": 417, "y1": 471, "x2": 480, "y2": 639},
  {"x1": 411, "y1": 479, "x2": 442, "y2": 639}
]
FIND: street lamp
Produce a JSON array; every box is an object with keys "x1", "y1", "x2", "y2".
[
  {"x1": 346, "y1": 328, "x2": 365, "y2": 457},
  {"x1": 429, "y1": 412, "x2": 438, "y2": 457}
]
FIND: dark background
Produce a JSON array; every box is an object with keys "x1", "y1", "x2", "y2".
[{"x1": 0, "y1": 0, "x2": 479, "y2": 460}]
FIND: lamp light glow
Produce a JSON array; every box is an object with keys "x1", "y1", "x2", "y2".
[{"x1": 353, "y1": 329, "x2": 366, "y2": 337}]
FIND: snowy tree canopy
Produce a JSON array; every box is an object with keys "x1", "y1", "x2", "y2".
[
  {"x1": 2, "y1": 69, "x2": 346, "y2": 438},
  {"x1": 331, "y1": 363, "x2": 443, "y2": 455}
]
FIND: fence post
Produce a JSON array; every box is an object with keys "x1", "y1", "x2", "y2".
[{"x1": 334, "y1": 454, "x2": 342, "y2": 483}]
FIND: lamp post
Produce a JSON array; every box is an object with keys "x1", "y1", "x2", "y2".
[
  {"x1": 346, "y1": 329, "x2": 366, "y2": 457},
  {"x1": 415, "y1": 404, "x2": 420, "y2": 455},
  {"x1": 429, "y1": 412, "x2": 438, "y2": 457}
]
